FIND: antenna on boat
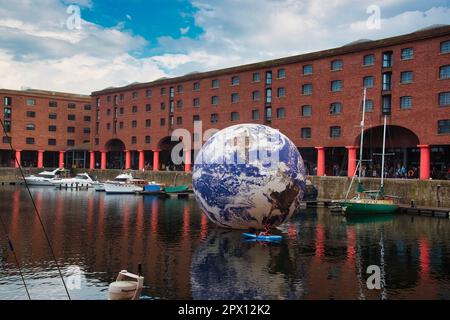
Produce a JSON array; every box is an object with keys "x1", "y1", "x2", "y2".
[{"x1": 0, "y1": 119, "x2": 72, "y2": 300}]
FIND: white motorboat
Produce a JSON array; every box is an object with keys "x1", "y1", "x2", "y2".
[
  {"x1": 24, "y1": 168, "x2": 63, "y2": 186},
  {"x1": 104, "y1": 173, "x2": 146, "y2": 194},
  {"x1": 51, "y1": 173, "x2": 96, "y2": 188},
  {"x1": 93, "y1": 181, "x2": 106, "y2": 192}
]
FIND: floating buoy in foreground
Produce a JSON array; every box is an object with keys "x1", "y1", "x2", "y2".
[{"x1": 108, "y1": 270, "x2": 144, "y2": 300}]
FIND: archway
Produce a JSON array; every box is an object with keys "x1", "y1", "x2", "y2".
[
  {"x1": 354, "y1": 125, "x2": 420, "y2": 178},
  {"x1": 105, "y1": 139, "x2": 126, "y2": 169},
  {"x1": 158, "y1": 136, "x2": 184, "y2": 171}
]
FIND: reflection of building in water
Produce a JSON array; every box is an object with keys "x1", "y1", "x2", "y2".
[{"x1": 1, "y1": 192, "x2": 450, "y2": 299}]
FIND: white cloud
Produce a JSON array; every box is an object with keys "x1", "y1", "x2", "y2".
[{"x1": 0, "y1": 0, "x2": 448, "y2": 94}]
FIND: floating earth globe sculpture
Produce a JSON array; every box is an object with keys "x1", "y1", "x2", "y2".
[{"x1": 192, "y1": 124, "x2": 306, "y2": 230}]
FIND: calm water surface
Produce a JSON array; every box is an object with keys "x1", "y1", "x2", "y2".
[{"x1": 0, "y1": 187, "x2": 449, "y2": 300}]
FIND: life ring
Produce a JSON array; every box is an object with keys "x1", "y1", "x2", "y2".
[{"x1": 407, "y1": 170, "x2": 414, "y2": 177}]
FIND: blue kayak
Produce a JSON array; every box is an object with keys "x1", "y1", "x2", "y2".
[{"x1": 242, "y1": 233, "x2": 283, "y2": 242}]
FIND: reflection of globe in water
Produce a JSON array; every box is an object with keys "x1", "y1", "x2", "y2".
[
  {"x1": 190, "y1": 229, "x2": 305, "y2": 299},
  {"x1": 193, "y1": 124, "x2": 306, "y2": 229}
]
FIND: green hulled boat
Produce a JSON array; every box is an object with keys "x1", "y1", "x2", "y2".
[
  {"x1": 334, "y1": 88, "x2": 399, "y2": 215},
  {"x1": 164, "y1": 185, "x2": 191, "y2": 193}
]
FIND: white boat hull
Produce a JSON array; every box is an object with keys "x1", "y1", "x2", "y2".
[
  {"x1": 24, "y1": 178, "x2": 55, "y2": 186},
  {"x1": 93, "y1": 183, "x2": 105, "y2": 192},
  {"x1": 104, "y1": 183, "x2": 143, "y2": 194}
]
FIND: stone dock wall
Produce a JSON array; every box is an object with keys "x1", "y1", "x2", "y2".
[{"x1": 1, "y1": 168, "x2": 448, "y2": 207}]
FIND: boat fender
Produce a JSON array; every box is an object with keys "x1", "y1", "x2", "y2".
[{"x1": 108, "y1": 281, "x2": 138, "y2": 300}]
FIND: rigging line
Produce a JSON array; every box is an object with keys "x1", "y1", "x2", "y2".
[
  {"x1": 0, "y1": 214, "x2": 31, "y2": 300},
  {"x1": 0, "y1": 119, "x2": 71, "y2": 300}
]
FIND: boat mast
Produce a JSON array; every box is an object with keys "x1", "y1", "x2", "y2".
[
  {"x1": 358, "y1": 88, "x2": 367, "y2": 184},
  {"x1": 380, "y1": 114, "x2": 387, "y2": 191}
]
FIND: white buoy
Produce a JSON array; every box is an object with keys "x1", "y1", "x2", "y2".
[{"x1": 108, "y1": 270, "x2": 144, "y2": 300}]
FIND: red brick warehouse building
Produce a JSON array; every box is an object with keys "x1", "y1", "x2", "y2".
[
  {"x1": 0, "y1": 89, "x2": 92, "y2": 168},
  {"x1": 90, "y1": 25, "x2": 450, "y2": 180}
]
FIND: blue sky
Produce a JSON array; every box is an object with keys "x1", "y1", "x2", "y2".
[{"x1": 0, "y1": 0, "x2": 449, "y2": 93}]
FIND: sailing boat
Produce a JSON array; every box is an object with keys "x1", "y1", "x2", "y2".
[{"x1": 335, "y1": 88, "x2": 399, "y2": 214}]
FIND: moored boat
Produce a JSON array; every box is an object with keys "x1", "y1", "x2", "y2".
[
  {"x1": 51, "y1": 173, "x2": 96, "y2": 188},
  {"x1": 104, "y1": 173, "x2": 146, "y2": 194},
  {"x1": 24, "y1": 168, "x2": 63, "y2": 186},
  {"x1": 140, "y1": 182, "x2": 164, "y2": 195},
  {"x1": 164, "y1": 184, "x2": 191, "y2": 193}
]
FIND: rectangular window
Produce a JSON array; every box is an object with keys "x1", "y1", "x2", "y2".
[
  {"x1": 160, "y1": 118, "x2": 165, "y2": 126},
  {"x1": 84, "y1": 104, "x2": 91, "y2": 111},
  {"x1": 145, "y1": 104, "x2": 151, "y2": 112},
  {"x1": 382, "y1": 95, "x2": 392, "y2": 115},
  {"x1": 145, "y1": 136, "x2": 151, "y2": 144},
  {"x1": 401, "y1": 71, "x2": 413, "y2": 84},
  {"x1": 400, "y1": 96, "x2": 413, "y2": 109},
  {"x1": 265, "y1": 107, "x2": 272, "y2": 122},
  {"x1": 277, "y1": 68, "x2": 286, "y2": 79},
  {"x1": 301, "y1": 128, "x2": 311, "y2": 139},
  {"x1": 252, "y1": 109, "x2": 260, "y2": 120},
  {"x1": 438, "y1": 119, "x2": 450, "y2": 134},
  {"x1": 193, "y1": 98, "x2": 200, "y2": 107},
  {"x1": 253, "y1": 72, "x2": 260, "y2": 82},
  {"x1": 146, "y1": 89, "x2": 152, "y2": 97},
  {"x1": 4, "y1": 97, "x2": 12, "y2": 106},
  {"x1": 26, "y1": 123, "x2": 35, "y2": 131},
  {"x1": 145, "y1": 119, "x2": 151, "y2": 127},
  {"x1": 3, "y1": 121, "x2": 11, "y2": 133},
  {"x1": 119, "y1": 107, "x2": 124, "y2": 115},
  {"x1": 331, "y1": 80, "x2": 342, "y2": 92},
  {"x1": 331, "y1": 59, "x2": 343, "y2": 71},
  {"x1": 132, "y1": 91, "x2": 139, "y2": 99},
  {"x1": 231, "y1": 76, "x2": 240, "y2": 85},
  {"x1": 170, "y1": 87, "x2": 175, "y2": 98},
  {"x1": 276, "y1": 108, "x2": 286, "y2": 119},
  {"x1": 48, "y1": 125, "x2": 57, "y2": 132},
  {"x1": 177, "y1": 100, "x2": 183, "y2": 109},
  {"x1": 439, "y1": 92, "x2": 450, "y2": 106},
  {"x1": 401, "y1": 48, "x2": 414, "y2": 60},
  {"x1": 211, "y1": 96, "x2": 219, "y2": 105},
  {"x1": 83, "y1": 128, "x2": 91, "y2": 134},
  {"x1": 363, "y1": 76, "x2": 374, "y2": 88},
  {"x1": 277, "y1": 87, "x2": 286, "y2": 98},
  {"x1": 363, "y1": 54, "x2": 375, "y2": 66},
  {"x1": 96, "y1": 98, "x2": 100, "y2": 107},
  {"x1": 382, "y1": 72, "x2": 392, "y2": 91},
  {"x1": 231, "y1": 112, "x2": 239, "y2": 121},
  {"x1": 26, "y1": 99, "x2": 36, "y2": 106},
  {"x1": 160, "y1": 88, "x2": 166, "y2": 96},
  {"x1": 330, "y1": 126, "x2": 341, "y2": 138},
  {"x1": 193, "y1": 82, "x2": 200, "y2": 91},
  {"x1": 3, "y1": 107, "x2": 11, "y2": 119},
  {"x1": 67, "y1": 127, "x2": 75, "y2": 133},
  {"x1": 364, "y1": 100, "x2": 374, "y2": 112},
  {"x1": 303, "y1": 65, "x2": 313, "y2": 75},
  {"x1": 49, "y1": 100, "x2": 58, "y2": 108},
  {"x1": 106, "y1": 123, "x2": 111, "y2": 130},
  {"x1": 95, "y1": 138, "x2": 99, "y2": 145},
  {"x1": 3, "y1": 136, "x2": 11, "y2": 144},
  {"x1": 210, "y1": 113, "x2": 219, "y2": 123},
  {"x1": 212, "y1": 79, "x2": 220, "y2": 88},
  {"x1": 68, "y1": 102, "x2": 76, "y2": 109},
  {"x1": 441, "y1": 40, "x2": 450, "y2": 54},
  {"x1": 107, "y1": 96, "x2": 111, "y2": 103},
  {"x1": 132, "y1": 105, "x2": 138, "y2": 113},
  {"x1": 265, "y1": 88, "x2": 272, "y2": 103},
  {"x1": 265, "y1": 71, "x2": 272, "y2": 85},
  {"x1": 26, "y1": 137, "x2": 35, "y2": 145},
  {"x1": 120, "y1": 94, "x2": 124, "y2": 102},
  {"x1": 382, "y1": 51, "x2": 393, "y2": 68},
  {"x1": 68, "y1": 114, "x2": 76, "y2": 121},
  {"x1": 177, "y1": 85, "x2": 183, "y2": 93},
  {"x1": 132, "y1": 120, "x2": 137, "y2": 128},
  {"x1": 113, "y1": 95, "x2": 118, "y2": 105},
  {"x1": 301, "y1": 105, "x2": 312, "y2": 117},
  {"x1": 439, "y1": 65, "x2": 450, "y2": 79},
  {"x1": 119, "y1": 122, "x2": 123, "y2": 129},
  {"x1": 231, "y1": 93, "x2": 239, "y2": 103},
  {"x1": 27, "y1": 111, "x2": 35, "y2": 118},
  {"x1": 252, "y1": 91, "x2": 260, "y2": 101},
  {"x1": 193, "y1": 115, "x2": 200, "y2": 122},
  {"x1": 302, "y1": 84, "x2": 312, "y2": 95},
  {"x1": 176, "y1": 117, "x2": 182, "y2": 125},
  {"x1": 330, "y1": 102, "x2": 342, "y2": 114},
  {"x1": 48, "y1": 139, "x2": 56, "y2": 146},
  {"x1": 131, "y1": 136, "x2": 137, "y2": 144},
  {"x1": 160, "y1": 102, "x2": 166, "y2": 110},
  {"x1": 84, "y1": 116, "x2": 91, "y2": 122}
]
